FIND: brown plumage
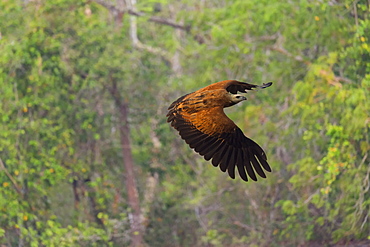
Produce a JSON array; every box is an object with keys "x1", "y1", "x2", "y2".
[{"x1": 166, "y1": 80, "x2": 273, "y2": 182}]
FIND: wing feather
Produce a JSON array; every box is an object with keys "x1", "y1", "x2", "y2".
[
  {"x1": 211, "y1": 143, "x2": 228, "y2": 167},
  {"x1": 255, "y1": 151, "x2": 271, "y2": 172},
  {"x1": 202, "y1": 139, "x2": 223, "y2": 159},
  {"x1": 220, "y1": 146, "x2": 235, "y2": 172},
  {"x1": 248, "y1": 149, "x2": 266, "y2": 178},
  {"x1": 225, "y1": 81, "x2": 273, "y2": 94},
  {"x1": 236, "y1": 153, "x2": 249, "y2": 182},
  {"x1": 228, "y1": 149, "x2": 242, "y2": 179},
  {"x1": 196, "y1": 80, "x2": 272, "y2": 94},
  {"x1": 204, "y1": 141, "x2": 224, "y2": 161},
  {"x1": 243, "y1": 150, "x2": 258, "y2": 181},
  {"x1": 194, "y1": 135, "x2": 217, "y2": 154}
]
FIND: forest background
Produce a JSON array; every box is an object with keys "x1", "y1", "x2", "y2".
[{"x1": 0, "y1": 0, "x2": 369, "y2": 246}]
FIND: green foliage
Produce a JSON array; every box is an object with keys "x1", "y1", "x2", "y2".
[{"x1": 277, "y1": 23, "x2": 370, "y2": 242}]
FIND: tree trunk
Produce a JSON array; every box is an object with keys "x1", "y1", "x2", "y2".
[
  {"x1": 118, "y1": 101, "x2": 143, "y2": 246},
  {"x1": 109, "y1": 81, "x2": 143, "y2": 246}
]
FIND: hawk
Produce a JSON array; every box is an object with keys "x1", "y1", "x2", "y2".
[{"x1": 166, "y1": 80, "x2": 272, "y2": 182}]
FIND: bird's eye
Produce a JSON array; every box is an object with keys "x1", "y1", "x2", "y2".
[{"x1": 236, "y1": 96, "x2": 241, "y2": 99}]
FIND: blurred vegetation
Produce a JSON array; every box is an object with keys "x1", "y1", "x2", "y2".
[{"x1": 0, "y1": 0, "x2": 369, "y2": 246}]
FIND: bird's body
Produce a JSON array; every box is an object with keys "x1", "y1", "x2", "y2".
[{"x1": 166, "y1": 80, "x2": 272, "y2": 182}]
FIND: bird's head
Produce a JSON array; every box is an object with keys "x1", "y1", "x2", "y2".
[
  {"x1": 224, "y1": 93, "x2": 247, "y2": 107},
  {"x1": 230, "y1": 94, "x2": 247, "y2": 103}
]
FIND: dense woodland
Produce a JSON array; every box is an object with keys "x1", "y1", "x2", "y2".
[{"x1": 0, "y1": 0, "x2": 369, "y2": 246}]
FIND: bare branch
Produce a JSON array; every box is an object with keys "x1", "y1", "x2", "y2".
[
  {"x1": 353, "y1": 0, "x2": 359, "y2": 27},
  {"x1": 233, "y1": 220, "x2": 254, "y2": 231},
  {"x1": 93, "y1": 0, "x2": 174, "y2": 62},
  {"x1": 92, "y1": 0, "x2": 189, "y2": 31},
  {"x1": 0, "y1": 157, "x2": 22, "y2": 195},
  {"x1": 128, "y1": 0, "x2": 139, "y2": 45},
  {"x1": 244, "y1": 33, "x2": 279, "y2": 43},
  {"x1": 336, "y1": 76, "x2": 353, "y2": 84},
  {"x1": 127, "y1": 9, "x2": 190, "y2": 31}
]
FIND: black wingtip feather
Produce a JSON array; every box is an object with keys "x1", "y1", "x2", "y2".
[
  {"x1": 220, "y1": 147, "x2": 234, "y2": 172},
  {"x1": 243, "y1": 150, "x2": 258, "y2": 181},
  {"x1": 211, "y1": 144, "x2": 228, "y2": 167},
  {"x1": 248, "y1": 150, "x2": 266, "y2": 178},
  {"x1": 204, "y1": 141, "x2": 224, "y2": 161},
  {"x1": 199, "y1": 139, "x2": 222, "y2": 157},
  {"x1": 237, "y1": 161, "x2": 248, "y2": 182},
  {"x1": 260, "y1": 82, "x2": 273, "y2": 88}
]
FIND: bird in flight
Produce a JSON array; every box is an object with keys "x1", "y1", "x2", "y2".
[{"x1": 166, "y1": 80, "x2": 272, "y2": 182}]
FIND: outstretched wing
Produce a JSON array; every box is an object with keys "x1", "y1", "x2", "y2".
[
  {"x1": 225, "y1": 81, "x2": 273, "y2": 94},
  {"x1": 197, "y1": 80, "x2": 273, "y2": 94},
  {"x1": 167, "y1": 101, "x2": 271, "y2": 182}
]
